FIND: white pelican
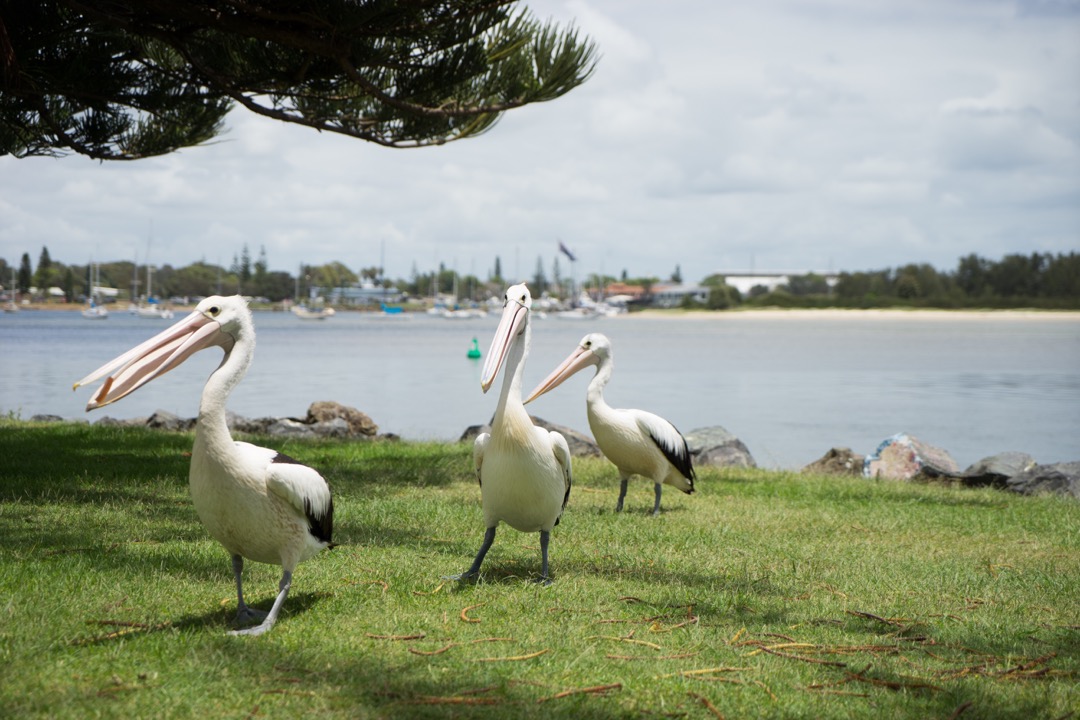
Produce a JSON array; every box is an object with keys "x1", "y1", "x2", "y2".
[
  {"x1": 453, "y1": 283, "x2": 572, "y2": 584},
  {"x1": 525, "y1": 333, "x2": 694, "y2": 516},
  {"x1": 73, "y1": 296, "x2": 334, "y2": 636}
]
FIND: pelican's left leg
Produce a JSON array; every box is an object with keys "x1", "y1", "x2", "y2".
[
  {"x1": 537, "y1": 530, "x2": 552, "y2": 585},
  {"x1": 230, "y1": 569, "x2": 292, "y2": 637},
  {"x1": 652, "y1": 482, "x2": 663, "y2": 516}
]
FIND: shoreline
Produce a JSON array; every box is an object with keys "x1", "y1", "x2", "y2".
[
  {"x1": 10, "y1": 303, "x2": 1080, "y2": 321},
  {"x1": 628, "y1": 307, "x2": 1080, "y2": 321}
]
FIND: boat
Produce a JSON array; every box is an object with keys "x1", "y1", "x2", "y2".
[
  {"x1": 82, "y1": 262, "x2": 108, "y2": 319},
  {"x1": 4, "y1": 267, "x2": 17, "y2": 313},
  {"x1": 131, "y1": 264, "x2": 174, "y2": 319},
  {"x1": 291, "y1": 305, "x2": 335, "y2": 320}
]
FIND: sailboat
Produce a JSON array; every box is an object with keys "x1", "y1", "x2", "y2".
[
  {"x1": 4, "y1": 267, "x2": 17, "y2": 313},
  {"x1": 290, "y1": 263, "x2": 334, "y2": 319},
  {"x1": 82, "y1": 262, "x2": 108, "y2": 319},
  {"x1": 134, "y1": 264, "x2": 174, "y2": 319}
]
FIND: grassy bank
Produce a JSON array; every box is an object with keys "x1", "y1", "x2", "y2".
[{"x1": 1, "y1": 421, "x2": 1077, "y2": 719}]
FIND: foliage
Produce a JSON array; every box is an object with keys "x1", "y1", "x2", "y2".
[
  {"x1": 0, "y1": 0, "x2": 597, "y2": 160},
  {"x1": 0, "y1": 420, "x2": 1077, "y2": 719}
]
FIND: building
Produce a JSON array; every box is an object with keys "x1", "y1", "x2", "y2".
[{"x1": 720, "y1": 272, "x2": 840, "y2": 295}]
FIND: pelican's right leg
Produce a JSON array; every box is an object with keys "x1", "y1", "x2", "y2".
[
  {"x1": 449, "y1": 526, "x2": 496, "y2": 581},
  {"x1": 231, "y1": 554, "x2": 268, "y2": 626},
  {"x1": 615, "y1": 474, "x2": 630, "y2": 512}
]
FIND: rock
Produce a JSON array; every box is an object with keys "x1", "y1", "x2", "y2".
[
  {"x1": 459, "y1": 424, "x2": 487, "y2": 443},
  {"x1": 803, "y1": 447, "x2": 864, "y2": 476},
  {"x1": 94, "y1": 416, "x2": 148, "y2": 428},
  {"x1": 310, "y1": 417, "x2": 351, "y2": 438},
  {"x1": 460, "y1": 416, "x2": 602, "y2": 458},
  {"x1": 306, "y1": 401, "x2": 378, "y2": 437},
  {"x1": 264, "y1": 418, "x2": 317, "y2": 438},
  {"x1": 684, "y1": 426, "x2": 756, "y2": 468},
  {"x1": 961, "y1": 452, "x2": 1037, "y2": 488},
  {"x1": 863, "y1": 433, "x2": 959, "y2": 479},
  {"x1": 147, "y1": 410, "x2": 195, "y2": 431},
  {"x1": 531, "y1": 416, "x2": 602, "y2": 457},
  {"x1": 1005, "y1": 462, "x2": 1080, "y2": 499},
  {"x1": 29, "y1": 414, "x2": 65, "y2": 423}
]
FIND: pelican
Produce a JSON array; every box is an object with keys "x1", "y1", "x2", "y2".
[
  {"x1": 73, "y1": 296, "x2": 334, "y2": 636},
  {"x1": 525, "y1": 333, "x2": 694, "y2": 516},
  {"x1": 453, "y1": 283, "x2": 572, "y2": 583}
]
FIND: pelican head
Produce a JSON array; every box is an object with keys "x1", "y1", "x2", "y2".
[
  {"x1": 74, "y1": 295, "x2": 250, "y2": 410},
  {"x1": 480, "y1": 283, "x2": 532, "y2": 393},
  {"x1": 524, "y1": 332, "x2": 611, "y2": 404}
]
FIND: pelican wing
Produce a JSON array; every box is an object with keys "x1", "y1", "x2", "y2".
[
  {"x1": 550, "y1": 430, "x2": 573, "y2": 523},
  {"x1": 473, "y1": 432, "x2": 490, "y2": 487},
  {"x1": 265, "y1": 451, "x2": 334, "y2": 544},
  {"x1": 634, "y1": 410, "x2": 696, "y2": 483}
]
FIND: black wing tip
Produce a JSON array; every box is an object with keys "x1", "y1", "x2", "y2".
[{"x1": 305, "y1": 496, "x2": 334, "y2": 545}]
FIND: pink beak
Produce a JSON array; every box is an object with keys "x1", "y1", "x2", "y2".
[
  {"x1": 74, "y1": 309, "x2": 231, "y2": 410},
  {"x1": 480, "y1": 298, "x2": 529, "y2": 393},
  {"x1": 524, "y1": 344, "x2": 599, "y2": 404}
]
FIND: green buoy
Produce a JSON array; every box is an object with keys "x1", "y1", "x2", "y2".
[{"x1": 467, "y1": 337, "x2": 482, "y2": 360}]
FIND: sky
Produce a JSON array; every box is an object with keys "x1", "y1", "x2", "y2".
[{"x1": 2, "y1": 0, "x2": 1078, "y2": 286}]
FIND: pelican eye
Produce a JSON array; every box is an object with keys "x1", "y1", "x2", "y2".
[{"x1": 208, "y1": 306, "x2": 220, "y2": 316}]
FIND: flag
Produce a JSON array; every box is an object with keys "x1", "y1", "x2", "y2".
[{"x1": 558, "y1": 241, "x2": 577, "y2": 262}]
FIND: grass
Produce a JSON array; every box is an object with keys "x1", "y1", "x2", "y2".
[{"x1": 1, "y1": 419, "x2": 1077, "y2": 719}]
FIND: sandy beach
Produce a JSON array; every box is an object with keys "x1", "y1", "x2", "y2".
[{"x1": 630, "y1": 307, "x2": 1080, "y2": 321}]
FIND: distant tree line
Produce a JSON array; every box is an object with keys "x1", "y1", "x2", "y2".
[
  {"x1": 2, "y1": 249, "x2": 1076, "y2": 310},
  {"x1": 695, "y1": 252, "x2": 1080, "y2": 311}
]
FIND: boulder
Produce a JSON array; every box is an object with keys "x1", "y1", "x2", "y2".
[
  {"x1": 94, "y1": 416, "x2": 148, "y2": 428},
  {"x1": 460, "y1": 416, "x2": 602, "y2": 458},
  {"x1": 961, "y1": 452, "x2": 1037, "y2": 488},
  {"x1": 863, "y1": 433, "x2": 959, "y2": 479},
  {"x1": 684, "y1": 426, "x2": 756, "y2": 468},
  {"x1": 531, "y1": 416, "x2": 602, "y2": 458},
  {"x1": 147, "y1": 410, "x2": 195, "y2": 431},
  {"x1": 305, "y1": 401, "x2": 378, "y2": 437},
  {"x1": 803, "y1": 447, "x2": 864, "y2": 476},
  {"x1": 29, "y1": 414, "x2": 65, "y2": 423},
  {"x1": 264, "y1": 418, "x2": 317, "y2": 438},
  {"x1": 1005, "y1": 462, "x2": 1080, "y2": 499}
]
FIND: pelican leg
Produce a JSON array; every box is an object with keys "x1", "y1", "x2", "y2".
[
  {"x1": 231, "y1": 554, "x2": 268, "y2": 626},
  {"x1": 449, "y1": 526, "x2": 497, "y2": 581},
  {"x1": 537, "y1": 530, "x2": 553, "y2": 585},
  {"x1": 230, "y1": 569, "x2": 292, "y2": 637},
  {"x1": 615, "y1": 476, "x2": 629, "y2": 512},
  {"x1": 652, "y1": 483, "x2": 663, "y2": 517}
]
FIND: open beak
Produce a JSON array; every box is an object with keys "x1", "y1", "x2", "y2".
[
  {"x1": 524, "y1": 345, "x2": 599, "y2": 404},
  {"x1": 73, "y1": 309, "x2": 231, "y2": 410},
  {"x1": 480, "y1": 299, "x2": 529, "y2": 393}
]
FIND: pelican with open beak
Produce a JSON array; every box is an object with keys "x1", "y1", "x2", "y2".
[
  {"x1": 453, "y1": 283, "x2": 572, "y2": 583},
  {"x1": 74, "y1": 295, "x2": 334, "y2": 635}
]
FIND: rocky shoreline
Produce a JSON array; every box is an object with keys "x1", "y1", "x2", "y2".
[{"x1": 27, "y1": 401, "x2": 1079, "y2": 500}]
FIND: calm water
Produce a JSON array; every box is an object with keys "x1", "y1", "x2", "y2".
[{"x1": 2, "y1": 308, "x2": 1078, "y2": 470}]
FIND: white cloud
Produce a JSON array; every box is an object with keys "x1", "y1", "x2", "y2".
[{"x1": 1, "y1": 0, "x2": 1077, "y2": 281}]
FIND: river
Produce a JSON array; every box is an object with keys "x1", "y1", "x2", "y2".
[{"x1": 1, "y1": 307, "x2": 1077, "y2": 470}]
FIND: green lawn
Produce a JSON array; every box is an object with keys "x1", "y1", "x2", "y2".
[{"x1": 1, "y1": 420, "x2": 1077, "y2": 719}]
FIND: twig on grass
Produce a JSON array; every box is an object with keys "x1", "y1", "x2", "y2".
[
  {"x1": 537, "y1": 682, "x2": 622, "y2": 703},
  {"x1": 73, "y1": 620, "x2": 172, "y2": 645},
  {"x1": 460, "y1": 603, "x2": 483, "y2": 623},
  {"x1": 588, "y1": 634, "x2": 662, "y2": 650},
  {"x1": 947, "y1": 701, "x2": 974, "y2": 720},
  {"x1": 845, "y1": 610, "x2": 911, "y2": 627},
  {"x1": 688, "y1": 691, "x2": 725, "y2": 719},
  {"x1": 754, "y1": 645, "x2": 847, "y2": 667},
  {"x1": 475, "y1": 649, "x2": 549, "y2": 662},
  {"x1": 365, "y1": 632, "x2": 426, "y2": 641}
]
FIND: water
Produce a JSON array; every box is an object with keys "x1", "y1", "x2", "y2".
[{"x1": 2, "y1": 308, "x2": 1078, "y2": 470}]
